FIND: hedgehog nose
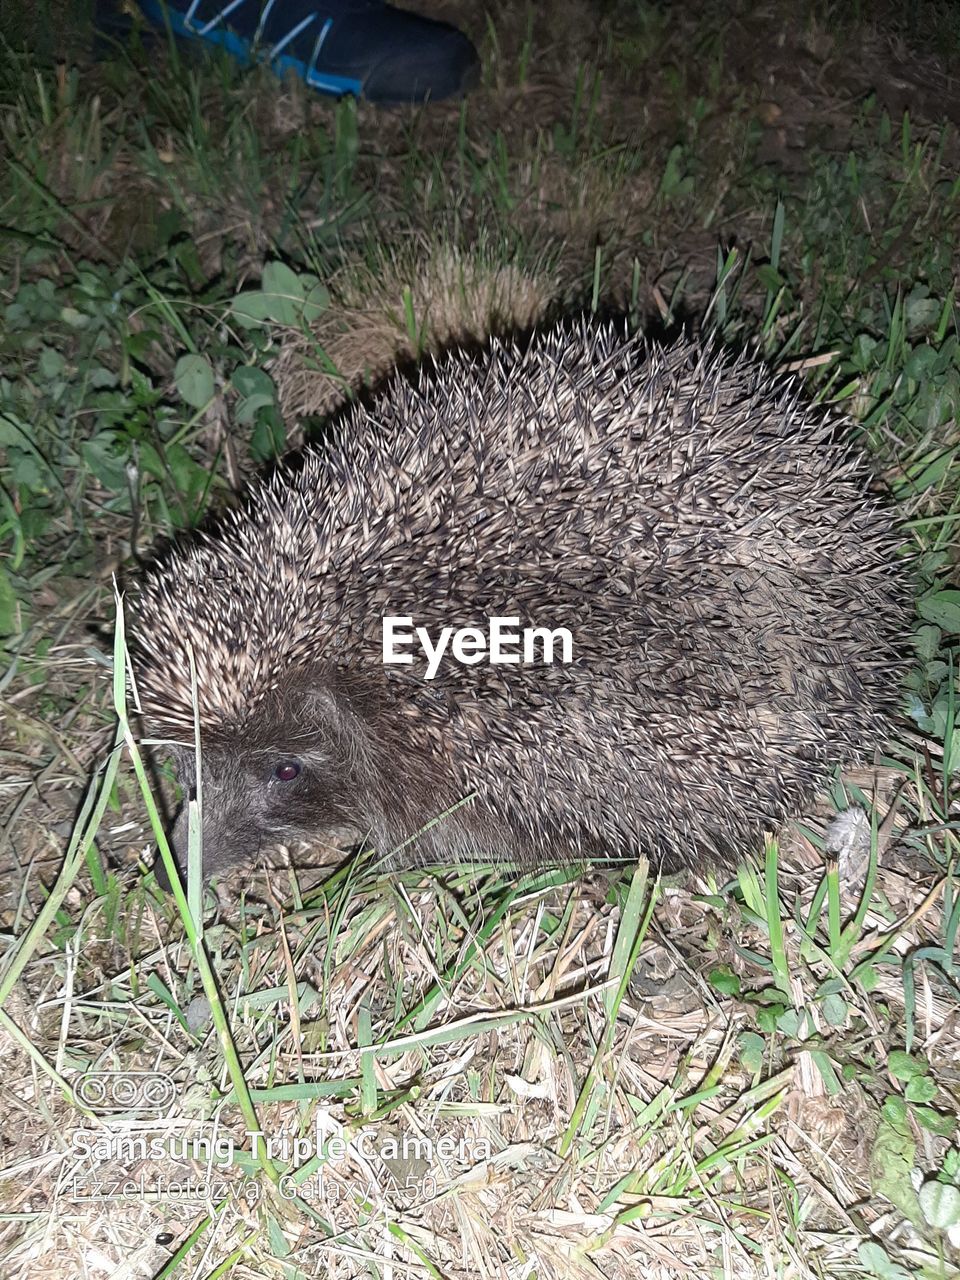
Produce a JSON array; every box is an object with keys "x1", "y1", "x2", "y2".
[
  {"x1": 153, "y1": 848, "x2": 175, "y2": 893},
  {"x1": 152, "y1": 805, "x2": 190, "y2": 893},
  {"x1": 153, "y1": 835, "x2": 184, "y2": 892}
]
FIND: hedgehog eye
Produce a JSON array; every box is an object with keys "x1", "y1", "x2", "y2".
[{"x1": 273, "y1": 761, "x2": 302, "y2": 783}]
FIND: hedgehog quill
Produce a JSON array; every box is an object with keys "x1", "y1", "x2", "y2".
[{"x1": 133, "y1": 321, "x2": 911, "y2": 883}]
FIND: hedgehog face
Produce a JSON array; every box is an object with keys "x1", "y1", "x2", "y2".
[
  {"x1": 153, "y1": 676, "x2": 383, "y2": 886},
  {"x1": 157, "y1": 738, "x2": 364, "y2": 886}
]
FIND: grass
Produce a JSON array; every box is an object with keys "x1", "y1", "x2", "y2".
[{"x1": 1, "y1": 0, "x2": 960, "y2": 1276}]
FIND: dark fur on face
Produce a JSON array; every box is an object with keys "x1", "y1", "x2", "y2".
[
  {"x1": 155, "y1": 664, "x2": 514, "y2": 885},
  {"x1": 159, "y1": 673, "x2": 449, "y2": 881}
]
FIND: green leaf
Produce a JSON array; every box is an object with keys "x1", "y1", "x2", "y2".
[
  {"x1": 303, "y1": 283, "x2": 330, "y2": 324},
  {"x1": 257, "y1": 261, "x2": 305, "y2": 325},
  {"x1": 808, "y1": 1049, "x2": 842, "y2": 1095},
  {"x1": 81, "y1": 435, "x2": 130, "y2": 492},
  {"x1": 905, "y1": 298, "x2": 943, "y2": 333},
  {"x1": 913, "y1": 624, "x2": 942, "y2": 662},
  {"x1": 917, "y1": 590, "x2": 960, "y2": 632},
  {"x1": 857, "y1": 1241, "x2": 912, "y2": 1280},
  {"x1": 232, "y1": 264, "x2": 322, "y2": 328},
  {"x1": 89, "y1": 364, "x2": 118, "y2": 389},
  {"x1": 163, "y1": 444, "x2": 214, "y2": 513},
  {"x1": 236, "y1": 393, "x2": 276, "y2": 426},
  {"x1": 38, "y1": 347, "x2": 65, "y2": 379},
  {"x1": 883, "y1": 1094, "x2": 909, "y2": 1125},
  {"x1": 738, "y1": 1031, "x2": 765, "y2": 1074},
  {"x1": 266, "y1": 1213, "x2": 291, "y2": 1258},
  {"x1": 858, "y1": 965, "x2": 879, "y2": 992},
  {"x1": 174, "y1": 354, "x2": 215, "y2": 409},
  {"x1": 0, "y1": 414, "x2": 28, "y2": 447},
  {"x1": 262, "y1": 261, "x2": 304, "y2": 300},
  {"x1": 888, "y1": 1049, "x2": 926, "y2": 1080},
  {"x1": 232, "y1": 366, "x2": 277, "y2": 424},
  {"x1": 658, "y1": 144, "x2": 694, "y2": 199},
  {"x1": 756, "y1": 264, "x2": 786, "y2": 293},
  {"x1": 756, "y1": 1006, "x2": 783, "y2": 1033},
  {"x1": 918, "y1": 1180, "x2": 960, "y2": 1229},
  {"x1": 231, "y1": 365, "x2": 276, "y2": 400},
  {"x1": 776, "y1": 1008, "x2": 802, "y2": 1037},
  {"x1": 230, "y1": 291, "x2": 276, "y2": 327},
  {"x1": 904, "y1": 1074, "x2": 937, "y2": 1104},
  {"x1": 11, "y1": 454, "x2": 47, "y2": 489},
  {"x1": 0, "y1": 567, "x2": 21, "y2": 637},
  {"x1": 850, "y1": 333, "x2": 879, "y2": 370},
  {"x1": 913, "y1": 1106, "x2": 957, "y2": 1137},
  {"x1": 708, "y1": 966, "x2": 740, "y2": 996},
  {"x1": 250, "y1": 406, "x2": 286, "y2": 462},
  {"x1": 820, "y1": 992, "x2": 848, "y2": 1026},
  {"x1": 871, "y1": 1107, "x2": 922, "y2": 1228}
]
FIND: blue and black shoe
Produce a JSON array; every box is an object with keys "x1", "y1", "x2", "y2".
[{"x1": 135, "y1": 0, "x2": 480, "y2": 103}]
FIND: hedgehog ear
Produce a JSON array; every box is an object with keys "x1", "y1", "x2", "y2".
[
  {"x1": 301, "y1": 687, "x2": 343, "y2": 721},
  {"x1": 297, "y1": 684, "x2": 356, "y2": 737},
  {"x1": 297, "y1": 681, "x2": 377, "y2": 760}
]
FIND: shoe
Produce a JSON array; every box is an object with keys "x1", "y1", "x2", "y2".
[{"x1": 136, "y1": 0, "x2": 480, "y2": 103}]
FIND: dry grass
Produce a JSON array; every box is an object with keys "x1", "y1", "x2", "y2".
[
  {"x1": 273, "y1": 237, "x2": 560, "y2": 422},
  {"x1": 0, "y1": 804, "x2": 955, "y2": 1278}
]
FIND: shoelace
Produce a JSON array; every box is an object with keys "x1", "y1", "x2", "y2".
[{"x1": 180, "y1": 1, "x2": 335, "y2": 75}]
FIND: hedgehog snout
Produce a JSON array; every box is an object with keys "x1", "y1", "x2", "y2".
[{"x1": 157, "y1": 753, "x2": 271, "y2": 886}]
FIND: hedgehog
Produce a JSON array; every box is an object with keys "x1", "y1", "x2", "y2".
[{"x1": 132, "y1": 319, "x2": 910, "y2": 885}]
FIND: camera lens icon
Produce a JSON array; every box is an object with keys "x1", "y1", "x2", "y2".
[{"x1": 73, "y1": 1071, "x2": 176, "y2": 1114}]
